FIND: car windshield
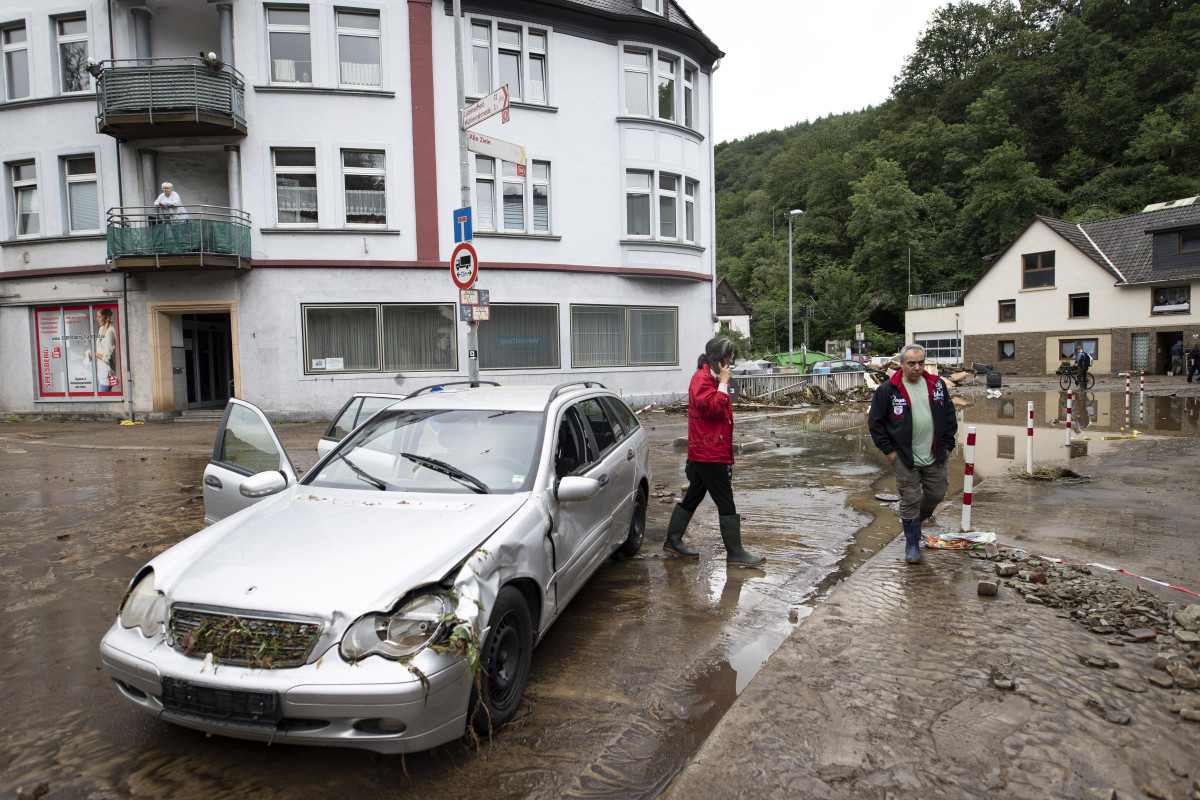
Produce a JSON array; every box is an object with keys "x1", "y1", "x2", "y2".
[{"x1": 306, "y1": 408, "x2": 542, "y2": 493}]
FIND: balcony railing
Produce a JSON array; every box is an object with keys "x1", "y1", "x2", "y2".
[
  {"x1": 95, "y1": 58, "x2": 247, "y2": 138},
  {"x1": 908, "y1": 290, "x2": 965, "y2": 310},
  {"x1": 107, "y1": 205, "x2": 251, "y2": 271}
]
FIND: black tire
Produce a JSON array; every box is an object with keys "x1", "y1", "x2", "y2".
[
  {"x1": 1083, "y1": 372, "x2": 1095, "y2": 390},
  {"x1": 619, "y1": 487, "x2": 647, "y2": 556},
  {"x1": 470, "y1": 586, "x2": 533, "y2": 735},
  {"x1": 1059, "y1": 373, "x2": 1072, "y2": 391}
]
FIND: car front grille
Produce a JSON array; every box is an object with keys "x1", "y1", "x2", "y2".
[{"x1": 169, "y1": 605, "x2": 323, "y2": 669}]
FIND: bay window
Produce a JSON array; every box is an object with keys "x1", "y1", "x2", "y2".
[
  {"x1": 474, "y1": 156, "x2": 552, "y2": 234},
  {"x1": 468, "y1": 17, "x2": 550, "y2": 105},
  {"x1": 625, "y1": 169, "x2": 699, "y2": 243},
  {"x1": 622, "y1": 45, "x2": 697, "y2": 130}
]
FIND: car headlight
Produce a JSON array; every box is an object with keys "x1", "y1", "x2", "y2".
[
  {"x1": 119, "y1": 571, "x2": 168, "y2": 637},
  {"x1": 340, "y1": 592, "x2": 452, "y2": 662}
]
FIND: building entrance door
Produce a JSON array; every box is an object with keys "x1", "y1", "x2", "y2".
[
  {"x1": 183, "y1": 313, "x2": 233, "y2": 408},
  {"x1": 1157, "y1": 331, "x2": 1183, "y2": 375}
]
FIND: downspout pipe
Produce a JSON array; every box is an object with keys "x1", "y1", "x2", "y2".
[{"x1": 108, "y1": 0, "x2": 135, "y2": 421}]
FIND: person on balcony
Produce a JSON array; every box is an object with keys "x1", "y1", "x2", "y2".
[{"x1": 153, "y1": 182, "x2": 188, "y2": 222}]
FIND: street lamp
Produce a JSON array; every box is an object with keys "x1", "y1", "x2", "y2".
[{"x1": 787, "y1": 209, "x2": 803, "y2": 369}]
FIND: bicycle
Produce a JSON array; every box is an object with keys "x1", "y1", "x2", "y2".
[{"x1": 1058, "y1": 365, "x2": 1095, "y2": 390}]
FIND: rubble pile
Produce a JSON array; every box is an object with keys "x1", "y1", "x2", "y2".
[
  {"x1": 738, "y1": 383, "x2": 875, "y2": 407},
  {"x1": 976, "y1": 546, "x2": 1200, "y2": 694}
]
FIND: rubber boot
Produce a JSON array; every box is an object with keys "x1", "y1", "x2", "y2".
[
  {"x1": 719, "y1": 514, "x2": 766, "y2": 567},
  {"x1": 903, "y1": 518, "x2": 922, "y2": 564},
  {"x1": 662, "y1": 505, "x2": 699, "y2": 557}
]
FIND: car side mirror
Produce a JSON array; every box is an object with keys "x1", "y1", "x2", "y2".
[
  {"x1": 240, "y1": 470, "x2": 289, "y2": 498},
  {"x1": 555, "y1": 475, "x2": 600, "y2": 502}
]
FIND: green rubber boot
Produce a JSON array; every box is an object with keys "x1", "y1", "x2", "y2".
[
  {"x1": 663, "y1": 505, "x2": 699, "y2": 557},
  {"x1": 719, "y1": 514, "x2": 766, "y2": 567}
]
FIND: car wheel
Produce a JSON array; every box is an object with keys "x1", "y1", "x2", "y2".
[
  {"x1": 619, "y1": 486, "x2": 646, "y2": 556},
  {"x1": 470, "y1": 585, "x2": 533, "y2": 735}
]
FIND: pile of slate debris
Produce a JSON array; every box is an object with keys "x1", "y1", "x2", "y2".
[{"x1": 974, "y1": 544, "x2": 1200, "y2": 707}]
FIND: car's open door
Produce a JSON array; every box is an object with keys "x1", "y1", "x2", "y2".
[
  {"x1": 202, "y1": 399, "x2": 298, "y2": 525},
  {"x1": 316, "y1": 393, "x2": 405, "y2": 459}
]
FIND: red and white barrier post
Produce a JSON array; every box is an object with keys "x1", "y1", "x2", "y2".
[
  {"x1": 633, "y1": 402, "x2": 656, "y2": 415},
  {"x1": 962, "y1": 426, "x2": 977, "y2": 532},
  {"x1": 1026, "y1": 401, "x2": 1034, "y2": 474},
  {"x1": 1065, "y1": 390, "x2": 1073, "y2": 446},
  {"x1": 1125, "y1": 374, "x2": 1131, "y2": 428},
  {"x1": 1140, "y1": 371, "x2": 1145, "y2": 393}
]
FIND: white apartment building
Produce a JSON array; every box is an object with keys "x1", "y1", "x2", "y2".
[{"x1": 0, "y1": 0, "x2": 722, "y2": 418}]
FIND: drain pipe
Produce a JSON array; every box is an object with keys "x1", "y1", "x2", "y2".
[{"x1": 106, "y1": 0, "x2": 135, "y2": 421}]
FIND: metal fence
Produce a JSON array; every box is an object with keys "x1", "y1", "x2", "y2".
[
  {"x1": 732, "y1": 370, "x2": 866, "y2": 402},
  {"x1": 95, "y1": 58, "x2": 246, "y2": 130},
  {"x1": 907, "y1": 291, "x2": 965, "y2": 310}
]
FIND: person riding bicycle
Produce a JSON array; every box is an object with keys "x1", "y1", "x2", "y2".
[{"x1": 1074, "y1": 345, "x2": 1092, "y2": 387}]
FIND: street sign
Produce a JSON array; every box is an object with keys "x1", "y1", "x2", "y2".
[
  {"x1": 450, "y1": 242, "x2": 478, "y2": 290},
  {"x1": 461, "y1": 86, "x2": 509, "y2": 129},
  {"x1": 452, "y1": 206, "x2": 472, "y2": 243},
  {"x1": 459, "y1": 288, "x2": 489, "y2": 306},
  {"x1": 467, "y1": 130, "x2": 525, "y2": 165},
  {"x1": 471, "y1": 306, "x2": 490, "y2": 322}
]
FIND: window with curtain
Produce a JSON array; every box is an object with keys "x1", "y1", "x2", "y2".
[
  {"x1": 303, "y1": 306, "x2": 379, "y2": 372},
  {"x1": 625, "y1": 171, "x2": 651, "y2": 237},
  {"x1": 478, "y1": 304, "x2": 559, "y2": 369},
  {"x1": 303, "y1": 303, "x2": 457, "y2": 374},
  {"x1": 381, "y1": 304, "x2": 456, "y2": 371},
  {"x1": 12, "y1": 161, "x2": 38, "y2": 237},
  {"x1": 342, "y1": 149, "x2": 386, "y2": 226},
  {"x1": 56, "y1": 16, "x2": 88, "y2": 93},
  {"x1": 474, "y1": 156, "x2": 552, "y2": 234},
  {"x1": 475, "y1": 157, "x2": 495, "y2": 230},
  {"x1": 502, "y1": 161, "x2": 523, "y2": 231},
  {"x1": 267, "y1": 6, "x2": 312, "y2": 83},
  {"x1": 625, "y1": 170, "x2": 698, "y2": 242},
  {"x1": 3, "y1": 24, "x2": 29, "y2": 100},
  {"x1": 64, "y1": 155, "x2": 99, "y2": 233},
  {"x1": 336, "y1": 9, "x2": 381, "y2": 87},
  {"x1": 468, "y1": 17, "x2": 550, "y2": 104},
  {"x1": 274, "y1": 148, "x2": 318, "y2": 225},
  {"x1": 571, "y1": 305, "x2": 677, "y2": 367}
]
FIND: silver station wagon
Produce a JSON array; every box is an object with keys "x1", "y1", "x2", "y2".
[{"x1": 99, "y1": 381, "x2": 650, "y2": 753}]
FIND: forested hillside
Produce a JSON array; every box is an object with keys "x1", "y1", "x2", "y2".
[{"x1": 715, "y1": 0, "x2": 1200, "y2": 356}]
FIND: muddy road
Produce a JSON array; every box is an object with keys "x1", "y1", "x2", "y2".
[{"x1": 1, "y1": 409, "x2": 890, "y2": 799}]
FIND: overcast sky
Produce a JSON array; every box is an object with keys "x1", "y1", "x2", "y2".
[{"x1": 679, "y1": 0, "x2": 950, "y2": 143}]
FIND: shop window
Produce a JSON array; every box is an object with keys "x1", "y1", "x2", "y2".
[
  {"x1": 571, "y1": 305, "x2": 677, "y2": 367},
  {"x1": 34, "y1": 304, "x2": 122, "y2": 399},
  {"x1": 302, "y1": 303, "x2": 456, "y2": 374},
  {"x1": 478, "y1": 304, "x2": 560, "y2": 369}
]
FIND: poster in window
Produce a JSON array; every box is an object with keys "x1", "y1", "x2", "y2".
[
  {"x1": 35, "y1": 308, "x2": 66, "y2": 397},
  {"x1": 33, "y1": 304, "x2": 122, "y2": 400},
  {"x1": 93, "y1": 304, "x2": 122, "y2": 395},
  {"x1": 64, "y1": 306, "x2": 96, "y2": 395}
]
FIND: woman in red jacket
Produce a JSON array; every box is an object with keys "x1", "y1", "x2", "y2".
[{"x1": 663, "y1": 336, "x2": 766, "y2": 566}]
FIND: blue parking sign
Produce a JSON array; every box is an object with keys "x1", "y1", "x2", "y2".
[{"x1": 453, "y1": 207, "x2": 472, "y2": 243}]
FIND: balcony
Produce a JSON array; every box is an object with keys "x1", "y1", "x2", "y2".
[
  {"x1": 107, "y1": 206, "x2": 251, "y2": 272},
  {"x1": 95, "y1": 58, "x2": 247, "y2": 139},
  {"x1": 908, "y1": 290, "x2": 965, "y2": 310}
]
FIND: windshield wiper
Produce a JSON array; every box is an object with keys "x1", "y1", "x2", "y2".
[
  {"x1": 398, "y1": 452, "x2": 490, "y2": 494},
  {"x1": 333, "y1": 452, "x2": 388, "y2": 490}
]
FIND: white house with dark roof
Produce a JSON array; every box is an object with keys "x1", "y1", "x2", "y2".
[
  {"x1": 713, "y1": 276, "x2": 749, "y2": 337},
  {"x1": 906, "y1": 200, "x2": 1200, "y2": 374},
  {"x1": 0, "y1": 0, "x2": 722, "y2": 418}
]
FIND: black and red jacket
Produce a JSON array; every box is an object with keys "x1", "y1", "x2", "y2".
[
  {"x1": 867, "y1": 370, "x2": 957, "y2": 469},
  {"x1": 687, "y1": 366, "x2": 734, "y2": 464}
]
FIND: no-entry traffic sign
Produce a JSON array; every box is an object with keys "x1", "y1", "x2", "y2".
[{"x1": 451, "y1": 242, "x2": 479, "y2": 289}]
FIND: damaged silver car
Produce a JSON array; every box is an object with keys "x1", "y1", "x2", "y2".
[{"x1": 99, "y1": 381, "x2": 650, "y2": 753}]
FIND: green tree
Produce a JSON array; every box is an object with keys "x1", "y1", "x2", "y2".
[
  {"x1": 847, "y1": 159, "x2": 923, "y2": 310},
  {"x1": 957, "y1": 141, "x2": 1062, "y2": 258}
]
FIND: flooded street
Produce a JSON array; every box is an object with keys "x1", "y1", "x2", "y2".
[{"x1": 3, "y1": 389, "x2": 1198, "y2": 798}]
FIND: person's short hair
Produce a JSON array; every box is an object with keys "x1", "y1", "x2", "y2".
[
  {"x1": 161, "y1": 182, "x2": 173, "y2": 191},
  {"x1": 899, "y1": 343, "x2": 925, "y2": 363},
  {"x1": 697, "y1": 336, "x2": 735, "y2": 370}
]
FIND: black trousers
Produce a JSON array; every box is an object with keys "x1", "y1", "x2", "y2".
[{"x1": 680, "y1": 459, "x2": 736, "y2": 516}]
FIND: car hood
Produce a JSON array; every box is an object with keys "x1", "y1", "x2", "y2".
[{"x1": 151, "y1": 486, "x2": 529, "y2": 617}]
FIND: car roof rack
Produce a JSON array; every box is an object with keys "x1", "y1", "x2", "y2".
[
  {"x1": 545, "y1": 381, "x2": 606, "y2": 406},
  {"x1": 404, "y1": 380, "x2": 501, "y2": 399}
]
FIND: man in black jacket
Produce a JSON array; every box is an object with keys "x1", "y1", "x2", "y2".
[
  {"x1": 1188, "y1": 344, "x2": 1200, "y2": 383},
  {"x1": 868, "y1": 344, "x2": 958, "y2": 564}
]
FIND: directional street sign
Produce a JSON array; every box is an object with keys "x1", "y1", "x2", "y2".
[
  {"x1": 461, "y1": 86, "x2": 509, "y2": 129},
  {"x1": 452, "y1": 206, "x2": 472, "y2": 243},
  {"x1": 450, "y1": 242, "x2": 478, "y2": 290},
  {"x1": 467, "y1": 130, "x2": 525, "y2": 165}
]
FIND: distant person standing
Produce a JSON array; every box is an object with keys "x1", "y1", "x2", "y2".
[
  {"x1": 153, "y1": 182, "x2": 188, "y2": 222},
  {"x1": 868, "y1": 344, "x2": 957, "y2": 564},
  {"x1": 1171, "y1": 340, "x2": 1184, "y2": 376},
  {"x1": 1188, "y1": 344, "x2": 1200, "y2": 383},
  {"x1": 1074, "y1": 345, "x2": 1091, "y2": 386},
  {"x1": 662, "y1": 336, "x2": 766, "y2": 566}
]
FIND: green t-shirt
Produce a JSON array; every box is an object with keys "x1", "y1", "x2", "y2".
[{"x1": 904, "y1": 377, "x2": 934, "y2": 467}]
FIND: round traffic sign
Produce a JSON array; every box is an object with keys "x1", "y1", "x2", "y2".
[{"x1": 451, "y1": 242, "x2": 479, "y2": 289}]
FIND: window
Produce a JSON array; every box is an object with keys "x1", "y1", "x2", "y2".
[
  {"x1": 12, "y1": 161, "x2": 37, "y2": 236},
  {"x1": 302, "y1": 303, "x2": 456, "y2": 374},
  {"x1": 273, "y1": 148, "x2": 317, "y2": 225},
  {"x1": 468, "y1": 18, "x2": 549, "y2": 105},
  {"x1": 1059, "y1": 339, "x2": 1097, "y2": 361},
  {"x1": 1022, "y1": 251, "x2": 1055, "y2": 289},
  {"x1": 1180, "y1": 228, "x2": 1200, "y2": 254},
  {"x1": 336, "y1": 9, "x2": 381, "y2": 87},
  {"x1": 34, "y1": 304, "x2": 122, "y2": 399},
  {"x1": 999, "y1": 299, "x2": 1015, "y2": 321},
  {"x1": 1151, "y1": 285, "x2": 1190, "y2": 314},
  {"x1": 64, "y1": 155, "x2": 99, "y2": 233},
  {"x1": 341, "y1": 149, "x2": 385, "y2": 226},
  {"x1": 622, "y1": 45, "x2": 698, "y2": 129},
  {"x1": 1068, "y1": 293, "x2": 1089, "y2": 318},
  {"x1": 56, "y1": 16, "x2": 89, "y2": 93},
  {"x1": 997, "y1": 435, "x2": 1015, "y2": 460},
  {"x1": 640, "y1": 0, "x2": 664, "y2": 13},
  {"x1": 625, "y1": 169, "x2": 699, "y2": 242},
  {"x1": 268, "y1": 6, "x2": 312, "y2": 83},
  {"x1": 571, "y1": 305, "x2": 678, "y2": 367},
  {"x1": 478, "y1": 304, "x2": 559, "y2": 369},
  {"x1": 999, "y1": 340, "x2": 1015, "y2": 360},
  {"x1": 913, "y1": 336, "x2": 960, "y2": 362},
  {"x1": 474, "y1": 156, "x2": 551, "y2": 233},
  {"x1": 2, "y1": 24, "x2": 29, "y2": 100}
]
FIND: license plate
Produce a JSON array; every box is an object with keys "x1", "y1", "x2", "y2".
[{"x1": 161, "y1": 676, "x2": 281, "y2": 726}]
